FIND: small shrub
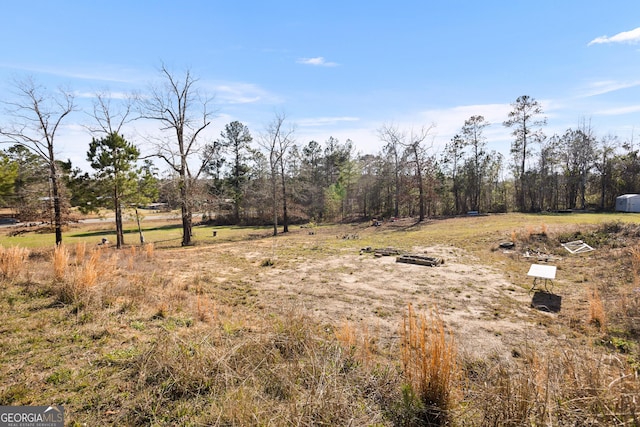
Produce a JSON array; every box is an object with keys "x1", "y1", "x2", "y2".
[{"x1": 260, "y1": 258, "x2": 274, "y2": 267}]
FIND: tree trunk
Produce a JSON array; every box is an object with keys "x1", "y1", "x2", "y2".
[
  {"x1": 49, "y1": 153, "x2": 63, "y2": 246},
  {"x1": 180, "y1": 176, "x2": 192, "y2": 246},
  {"x1": 394, "y1": 165, "x2": 400, "y2": 218},
  {"x1": 114, "y1": 184, "x2": 124, "y2": 249},
  {"x1": 135, "y1": 208, "x2": 145, "y2": 245},
  {"x1": 115, "y1": 199, "x2": 123, "y2": 249},
  {"x1": 280, "y1": 164, "x2": 289, "y2": 233},
  {"x1": 272, "y1": 175, "x2": 278, "y2": 236},
  {"x1": 417, "y1": 163, "x2": 425, "y2": 222}
]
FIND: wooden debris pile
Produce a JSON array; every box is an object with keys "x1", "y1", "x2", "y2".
[
  {"x1": 360, "y1": 247, "x2": 444, "y2": 266},
  {"x1": 396, "y1": 254, "x2": 444, "y2": 267},
  {"x1": 360, "y1": 247, "x2": 404, "y2": 256}
]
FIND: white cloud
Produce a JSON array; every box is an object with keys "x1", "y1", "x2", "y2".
[
  {"x1": 581, "y1": 80, "x2": 640, "y2": 97},
  {"x1": 296, "y1": 116, "x2": 359, "y2": 127},
  {"x1": 594, "y1": 104, "x2": 640, "y2": 116},
  {"x1": 74, "y1": 90, "x2": 132, "y2": 100},
  {"x1": 211, "y1": 82, "x2": 278, "y2": 105},
  {"x1": 296, "y1": 57, "x2": 339, "y2": 67},
  {"x1": 0, "y1": 61, "x2": 145, "y2": 84},
  {"x1": 588, "y1": 27, "x2": 640, "y2": 45}
]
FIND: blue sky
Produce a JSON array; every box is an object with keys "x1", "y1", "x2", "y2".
[{"x1": 1, "y1": 1, "x2": 640, "y2": 171}]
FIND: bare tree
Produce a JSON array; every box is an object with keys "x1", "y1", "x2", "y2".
[
  {"x1": 402, "y1": 125, "x2": 435, "y2": 222},
  {"x1": 560, "y1": 122, "x2": 597, "y2": 210},
  {"x1": 378, "y1": 123, "x2": 405, "y2": 218},
  {"x1": 89, "y1": 91, "x2": 134, "y2": 136},
  {"x1": 442, "y1": 134, "x2": 465, "y2": 214},
  {"x1": 262, "y1": 113, "x2": 295, "y2": 235},
  {"x1": 0, "y1": 77, "x2": 75, "y2": 245},
  {"x1": 595, "y1": 133, "x2": 619, "y2": 210},
  {"x1": 139, "y1": 65, "x2": 214, "y2": 246}
]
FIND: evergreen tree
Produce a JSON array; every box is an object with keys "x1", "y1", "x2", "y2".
[{"x1": 87, "y1": 132, "x2": 140, "y2": 249}]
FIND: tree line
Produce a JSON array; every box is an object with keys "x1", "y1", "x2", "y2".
[{"x1": 1, "y1": 70, "x2": 639, "y2": 248}]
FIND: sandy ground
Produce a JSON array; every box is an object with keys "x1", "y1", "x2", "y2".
[{"x1": 186, "y1": 235, "x2": 562, "y2": 362}]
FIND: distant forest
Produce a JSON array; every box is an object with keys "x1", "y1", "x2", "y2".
[{"x1": 2, "y1": 72, "x2": 639, "y2": 243}]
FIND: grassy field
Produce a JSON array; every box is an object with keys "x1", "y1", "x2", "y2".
[{"x1": 1, "y1": 212, "x2": 639, "y2": 426}]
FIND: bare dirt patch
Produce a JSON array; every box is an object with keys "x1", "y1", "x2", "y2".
[{"x1": 175, "y1": 236, "x2": 558, "y2": 360}]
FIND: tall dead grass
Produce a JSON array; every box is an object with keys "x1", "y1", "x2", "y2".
[
  {"x1": 461, "y1": 345, "x2": 639, "y2": 425},
  {"x1": 401, "y1": 303, "x2": 459, "y2": 424},
  {"x1": 589, "y1": 287, "x2": 607, "y2": 331},
  {"x1": 144, "y1": 243, "x2": 154, "y2": 259},
  {"x1": 3, "y1": 220, "x2": 640, "y2": 425},
  {"x1": 52, "y1": 244, "x2": 69, "y2": 282},
  {"x1": 335, "y1": 319, "x2": 375, "y2": 368},
  {"x1": 0, "y1": 245, "x2": 30, "y2": 281},
  {"x1": 631, "y1": 245, "x2": 640, "y2": 287},
  {"x1": 74, "y1": 241, "x2": 86, "y2": 266},
  {"x1": 53, "y1": 247, "x2": 114, "y2": 305},
  {"x1": 116, "y1": 310, "x2": 391, "y2": 426}
]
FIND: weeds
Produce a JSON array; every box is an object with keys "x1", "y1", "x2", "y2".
[
  {"x1": 196, "y1": 294, "x2": 215, "y2": 323},
  {"x1": 52, "y1": 244, "x2": 69, "y2": 282},
  {"x1": 144, "y1": 243, "x2": 154, "y2": 259},
  {"x1": 401, "y1": 303, "x2": 459, "y2": 424},
  {"x1": 0, "y1": 245, "x2": 29, "y2": 280},
  {"x1": 260, "y1": 258, "x2": 274, "y2": 267},
  {"x1": 2, "y1": 217, "x2": 640, "y2": 425},
  {"x1": 334, "y1": 319, "x2": 375, "y2": 368},
  {"x1": 630, "y1": 245, "x2": 640, "y2": 286},
  {"x1": 52, "y1": 246, "x2": 112, "y2": 305},
  {"x1": 74, "y1": 241, "x2": 86, "y2": 266},
  {"x1": 589, "y1": 287, "x2": 606, "y2": 331}
]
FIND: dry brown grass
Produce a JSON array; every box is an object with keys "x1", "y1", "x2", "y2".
[
  {"x1": 401, "y1": 303, "x2": 459, "y2": 423},
  {"x1": 196, "y1": 294, "x2": 216, "y2": 323},
  {"x1": 540, "y1": 223, "x2": 548, "y2": 235},
  {"x1": 461, "y1": 345, "x2": 639, "y2": 426},
  {"x1": 589, "y1": 287, "x2": 607, "y2": 331},
  {"x1": 144, "y1": 242, "x2": 154, "y2": 259},
  {"x1": 2, "y1": 216, "x2": 640, "y2": 425},
  {"x1": 631, "y1": 245, "x2": 640, "y2": 287},
  {"x1": 0, "y1": 245, "x2": 29, "y2": 281},
  {"x1": 52, "y1": 244, "x2": 68, "y2": 281},
  {"x1": 74, "y1": 241, "x2": 86, "y2": 266},
  {"x1": 335, "y1": 319, "x2": 375, "y2": 368}
]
